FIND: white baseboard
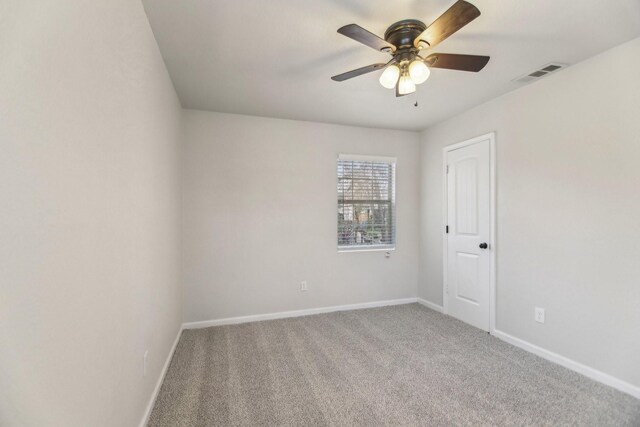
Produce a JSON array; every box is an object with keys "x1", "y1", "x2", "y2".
[
  {"x1": 417, "y1": 298, "x2": 444, "y2": 313},
  {"x1": 139, "y1": 326, "x2": 183, "y2": 427},
  {"x1": 492, "y1": 329, "x2": 640, "y2": 400},
  {"x1": 183, "y1": 297, "x2": 418, "y2": 329}
]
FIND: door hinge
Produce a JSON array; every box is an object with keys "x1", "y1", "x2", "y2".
[{"x1": 446, "y1": 225, "x2": 449, "y2": 234}]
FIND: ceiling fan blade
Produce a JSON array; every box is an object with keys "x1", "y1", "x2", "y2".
[
  {"x1": 338, "y1": 24, "x2": 396, "y2": 53},
  {"x1": 331, "y1": 63, "x2": 387, "y2": 81},
  {"x1": 424, "y1": 53, "x2": 489, "y2": 72},
  {"x1": 414, "y1": 0, "x2": 480, "y2": 49}
]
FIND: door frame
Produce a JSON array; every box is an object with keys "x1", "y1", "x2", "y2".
[{"x1": 442, "y1": 132, "x2": 497, "y2": 334}]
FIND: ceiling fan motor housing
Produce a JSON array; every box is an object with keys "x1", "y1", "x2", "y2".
[{"x1": 384, "y1": 19, "x2": 427, "y2": 57}]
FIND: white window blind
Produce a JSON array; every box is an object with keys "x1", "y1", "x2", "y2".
[{"x1": 337, "y1": 154, "x2": 396, "y2": 251}]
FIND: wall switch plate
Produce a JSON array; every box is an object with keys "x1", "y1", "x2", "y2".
[
  {"x1": 535, "y1": 307, "x2": 545, "y2": 324},
  {"x1": 300, "y1": 281, "x2": 308, "y2": 291},
  {"x1": 143, "y1": 350, "x2": 149, "y2": 376}
]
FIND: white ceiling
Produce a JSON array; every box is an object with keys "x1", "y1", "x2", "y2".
[{"x1": 142, "y1": 0, "x2": 640, "y2": 131}]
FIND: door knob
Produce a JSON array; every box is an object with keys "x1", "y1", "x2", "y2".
[{"x1": 479, "y1": 242, "x2": 488, "y2": 249}]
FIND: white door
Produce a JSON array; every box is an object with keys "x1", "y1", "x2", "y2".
[{"x1": 445, "y1": 137, "x2": 492, "y2": 331}]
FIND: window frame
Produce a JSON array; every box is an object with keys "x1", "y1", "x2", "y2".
[{"x1": 336, "y1": 154, "x2": 397, "y2": 253}]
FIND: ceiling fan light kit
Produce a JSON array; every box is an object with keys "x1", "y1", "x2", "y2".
[
  {"x1": 398, "y1": 72, "x2": 417, "y2": 95},
  {"x1": 409, "y1": 59, "x2": 430, "y2": 84},
  {"x1": 379, "y1": 64, "x2": 400, "y2": 89},
  {"x1": 331, "y1": 0, "x2": 490, "y2": 98}
]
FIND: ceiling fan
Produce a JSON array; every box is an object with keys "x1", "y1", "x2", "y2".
[{"x1": 331, "y1": 0, "x2": 489, "y2": 96}]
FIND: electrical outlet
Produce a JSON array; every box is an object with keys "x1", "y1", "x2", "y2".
[
  {"x1": 535, "y1": 307, "x2": 545, "y2": 324},
  {"x1": 143, "y1": 350, "x2": 149, "y2": 376},
  {"x1": 300, "y1": 281, "x2": 308, "y2": 291}
]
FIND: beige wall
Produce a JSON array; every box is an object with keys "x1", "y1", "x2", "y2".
[
  {"x1": 0, "y1": 1, "x2": 182, "y2": 426},
  {"x1": 182, "y1": 110, "x2": 420, "y2": 322},
  {"x1": 419, "y1": 37, "x2": 640, "y2": 387}
]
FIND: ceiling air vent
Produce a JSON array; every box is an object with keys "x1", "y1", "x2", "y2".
[{"x1": 514, "y1": 63, "x2": 567, "y2": 84}]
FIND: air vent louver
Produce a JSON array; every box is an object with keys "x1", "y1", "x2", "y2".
[{"x1": 514, "y1": 63, "x2": 567, "y2": 84}]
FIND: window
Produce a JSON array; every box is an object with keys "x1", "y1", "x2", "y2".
[{"x1": 337, "y1": 154, "x2": 396, "y2": 251}]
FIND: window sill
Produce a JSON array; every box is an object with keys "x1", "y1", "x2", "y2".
[{"x1": 337, "y1": 246, "x2": 396, "y2": 253}]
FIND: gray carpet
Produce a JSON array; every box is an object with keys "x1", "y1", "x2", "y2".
[{"x1": 148, "y1": 304, "x2": 640, "y2": 426}]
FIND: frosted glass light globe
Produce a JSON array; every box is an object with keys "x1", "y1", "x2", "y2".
[
  {"x1": 408, "y1": 60, "x2": 430, "y2": 84},
  {"x1": 379, "y1": 65, "x2": 400, "y2": 89},
  {"x1": 398, "y1": 74, "x2": 416, "y2": 95}
]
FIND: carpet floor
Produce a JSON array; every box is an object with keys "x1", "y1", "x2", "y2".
[{"x1": 148, "y1": 304, "x2": 640, "y2": 426}]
